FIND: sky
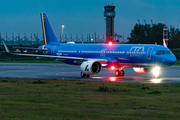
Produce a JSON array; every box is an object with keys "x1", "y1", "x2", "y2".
[{"x1": 0, "y1": 0, "x2": 180, "y2": 40}]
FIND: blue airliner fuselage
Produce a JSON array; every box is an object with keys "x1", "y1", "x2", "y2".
[{"x1": 40, "y1": 44, "x2": 176, "y2": 68}]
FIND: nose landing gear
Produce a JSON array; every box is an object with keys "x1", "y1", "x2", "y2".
[{"x1": 154, "y1": 74, "x2": 160, "y2": 78}]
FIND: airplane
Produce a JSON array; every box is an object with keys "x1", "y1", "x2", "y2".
[{"x1": 2, "y1": 13, "x2": 177, "y2": 78}]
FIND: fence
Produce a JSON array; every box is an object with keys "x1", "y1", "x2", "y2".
[
  {"x1": 0, "y1": 32, "x2": 125, "y2": 46},
  {"x1": 0, "y1": 33, "x2": 112, "y2": 46}
]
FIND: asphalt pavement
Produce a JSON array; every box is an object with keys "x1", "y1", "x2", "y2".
[{"x1": 0, "y1": 63, "x2": 180, "y2": 83}]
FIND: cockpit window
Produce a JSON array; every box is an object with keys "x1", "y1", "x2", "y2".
[{"x1": 156, "y1": 50, "x2": 172, "y2": 55}]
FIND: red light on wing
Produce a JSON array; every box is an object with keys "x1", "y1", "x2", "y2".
[
  {"x1": 98, "y1": 60, "x2": 108, "y2": 64},
  {"x1": 111, "y1": 66, "x2": 115, "y2": 70}
]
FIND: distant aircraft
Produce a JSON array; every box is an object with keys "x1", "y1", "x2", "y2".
[{"x1": 2, "y1": 13, "x2": 177, "y2": 78}]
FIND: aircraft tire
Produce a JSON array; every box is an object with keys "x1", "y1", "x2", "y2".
[
  {"x1": 81, "y1": 72, "x2": 86, "y2": 78},
  {"x1": 86, "y1": 75, "x2": 90, "y2": 77},
  {"x1": 120, "y1": 70, "x2": 125, "y2": 76},
  {"x1": 115, "y1": 70, "x2": 120, "y2": 76}
]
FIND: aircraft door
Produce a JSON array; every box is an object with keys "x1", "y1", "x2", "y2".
[{"x1": 146, "y1": 47, "x2": 154, "y2": 59}]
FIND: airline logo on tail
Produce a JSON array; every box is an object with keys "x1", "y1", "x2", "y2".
[{"x1": 40, "y1": 13, "x2": 60, "y2": 45}]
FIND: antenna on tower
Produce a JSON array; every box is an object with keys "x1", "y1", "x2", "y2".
[
  {"x1": 144, "y1": 19, "x2": 146, "y2": 25},
  {"x1": 151, "y1": 19, "x2": 154, "y2": 26},
  {"x1": 138, "y1": 19, "x2": 140, "y2": 25}
]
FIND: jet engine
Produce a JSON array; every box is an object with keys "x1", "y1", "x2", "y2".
[
  {"x1": 80, "y1": 60, "x2": 102, "y2": 75},
  {"x1": 133, "y1": 67, "x2": 152, "y2": 74}
]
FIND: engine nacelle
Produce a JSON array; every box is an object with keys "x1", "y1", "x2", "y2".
[
  {"x1": 133, "y1": 67, "x2": 152, "y2": 74},
  {"x1": 80, "y1": 60, "x2": 102, "y2": 75}
]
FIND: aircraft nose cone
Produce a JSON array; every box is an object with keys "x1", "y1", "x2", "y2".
[{"x1": 166, "y1": 55, "x2": 177, "y2": 66}]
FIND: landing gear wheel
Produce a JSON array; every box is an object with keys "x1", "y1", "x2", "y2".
[
  {"x1": 120, "y1": 70, "x2": 125, "y2": 76},
  {"x1": 80, "y1": 72, "x2": 90, "y2": 78},
  {"x1": 86, "y1": 75, "x2": 90, "y2": 78},
  {"x1": 81, "y1": 72, "x2": 86, "y2": 78},
  {"x1": 155, "y1": 74, "x2": 160, "y2": 78},
  {"x1": 115, "y1": 70, "x2": 120, "y2": 76}
]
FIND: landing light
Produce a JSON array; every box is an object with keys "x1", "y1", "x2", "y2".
[{"x1": 152, "y1": 66, "x2": 160, "y2": 77}]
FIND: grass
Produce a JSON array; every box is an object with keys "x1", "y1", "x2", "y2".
[
  {"x1": 171, "y1": 48, "x2": 180, "y2": 60},
  {"x1": 0, "y1": 78, "x2": 180, "y2": 119},
  {"x1": 175, "y1": 60, "x2": 180, "y2": 65}
]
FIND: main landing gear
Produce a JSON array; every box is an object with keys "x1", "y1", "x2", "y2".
[
  {"x1": 115, "y1": 69, "x2": 125, "y2": 77},
  {"x1": 81, "y1": 72, "x2": 90, "y2": 78}
]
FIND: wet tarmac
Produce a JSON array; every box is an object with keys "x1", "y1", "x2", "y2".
[{"x1": 0, "y1": 63, "x2": 180, "y2": 83}]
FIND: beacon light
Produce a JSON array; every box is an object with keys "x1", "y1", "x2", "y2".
[{"x1": 108, "y1": 41, "x2": 113, "y2": 46}]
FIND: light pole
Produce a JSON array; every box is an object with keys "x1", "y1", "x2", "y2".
[{"x1": 62, "y1": 25, "x2": 64, "y2": 42}]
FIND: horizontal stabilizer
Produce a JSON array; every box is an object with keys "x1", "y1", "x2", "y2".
[{"x1": 13, "y1": 47, "x2": 48, "y2": 51}]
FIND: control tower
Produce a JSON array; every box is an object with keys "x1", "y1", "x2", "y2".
[{"x1": 104, "y1": 3, "x2": 115, "y2": 43}]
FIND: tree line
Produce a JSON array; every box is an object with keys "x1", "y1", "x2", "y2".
[{"x1": 128, "y1": 23, "x2": 180, "y2": 49}]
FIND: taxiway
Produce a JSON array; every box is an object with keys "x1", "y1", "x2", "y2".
[{"x1": 0, "y1": 63, "x2": 180, "y2": 83}]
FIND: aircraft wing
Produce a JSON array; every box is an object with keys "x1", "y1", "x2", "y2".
[
  {"x1": 2, "y1": 41, "x2": 107, "y2": 63},
  {"x1": 13, "y1": 47, "x2": 48, "y2": 51}
]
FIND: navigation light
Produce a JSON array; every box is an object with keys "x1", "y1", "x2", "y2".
[
  {"x1": 152, "y1": 66, "x2": 160, "y2": 77},
  {"x1": 111, "y1": 66, "x2": 115, "y2": 70}
]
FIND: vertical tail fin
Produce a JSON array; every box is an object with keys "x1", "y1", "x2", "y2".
[{"x1": 40, "y1": 13, "x2": 60, "y2": 45}]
